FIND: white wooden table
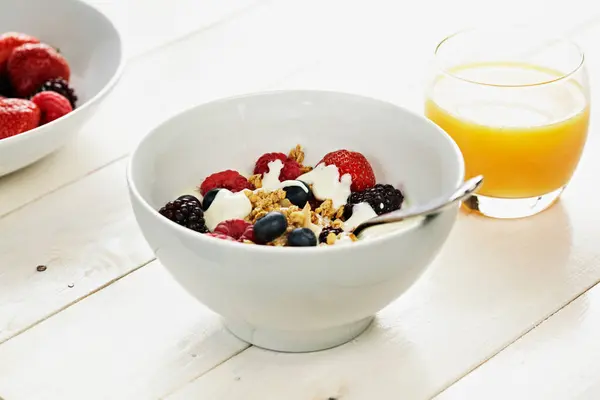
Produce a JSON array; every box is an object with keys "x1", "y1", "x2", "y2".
[{"x1": 1, "y1": 1, "x2": 600, "y2": 399}]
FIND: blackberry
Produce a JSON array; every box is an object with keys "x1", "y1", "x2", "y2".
[
  {"x1": 344, "y1": 184, "x2": 404, "y2": 218},
  {"x1": 318, "y1": 227, "x2": 343, "y2": 243},
  {"x1": 36, "y1": 78, "x2": 78, "y2": 108},
  {"x1": 159, "y1": 195, "x2": 208, "y2": 233}
]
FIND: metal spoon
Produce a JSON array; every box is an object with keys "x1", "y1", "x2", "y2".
[{"x1": 352, "y1": 175, "x2": 484, "y2": 238}]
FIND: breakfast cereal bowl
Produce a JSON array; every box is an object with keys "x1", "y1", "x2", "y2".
[
  {"x1": 0, "y1": 0, "x2": 124, "y2": 177},
  {"x1": 127, "y1": 90, "x2": 465, "y2": 352}
]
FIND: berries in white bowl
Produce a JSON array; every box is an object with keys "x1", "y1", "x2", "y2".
[
  {"x1": 127, "y1": 90, "x2": 465, "y2": 352},
  {"x1": 155, "y1": 144, "x2": 407, "y2": 247},
  {"x1": 0, "y1": 0, "x2": 124, "y2": 177}
]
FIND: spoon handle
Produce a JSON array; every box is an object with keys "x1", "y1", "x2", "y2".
[{"x1": 352, "y1": 175, "x2": 483, "y2": 237}]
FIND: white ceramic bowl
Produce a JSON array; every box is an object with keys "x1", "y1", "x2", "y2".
[
  {"x1": 127, "y1": 90, "x2": 465, "y2": 352},
  {"x1": 0, "y1": 0, "x2": 124, "y2": 177}
]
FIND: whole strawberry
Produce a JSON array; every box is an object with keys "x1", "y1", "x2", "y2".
[
  {"x1": 7, "y1": 43, "x2": 71, "y2": 98},
  {"x1": 0, "y1": 98, "x2": 41, "y2": 140},
  {"x1": 319, "y1": 149, "x2": 376, "y2": 192},
  {"x1": 0, "y1": 32, "x2": 40, "y2": 73},
  {"x1": 31, "y1": 91, "x2": 73, "y2": 124}
]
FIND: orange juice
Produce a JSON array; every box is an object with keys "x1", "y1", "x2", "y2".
[{"x1": 425, "y1": 62, "x2": 590, "y2": 198}]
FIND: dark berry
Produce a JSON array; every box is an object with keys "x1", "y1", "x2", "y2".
[
  {"x1": 159, "y1": 197, "x2": 208, "y2": 233},
  {"x1": 0, "y1": 76, "x2": 12, "y2": 97},
  {"x1": 344, "y1": 184, "x2": 404, "y2": 218},
  {"x1": 253, "y1": 212, "x2": 287, "y2": 244},
  {"x1": 318, "y1": 227, "x2": 343, "y2": 243},
  {"x1": 282, "y1": 181, "x2": 312, "y2": 208},
  {"x1": 177, "y1": 194, "x2": 201, "y2": 203},
  {"x1": 287, "y1": 228, "x2": 317, "y2": 247},
  {"x1": 202, "y1": 188, "x2": 220, "y2": 210},
  {"x1": 35, "y1": 78, "x2": 78, "y2": 108}
]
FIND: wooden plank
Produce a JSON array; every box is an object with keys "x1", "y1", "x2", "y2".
[
  {"x1": 165, "y1": 8, "x2": 600, "y2": 400},
  {"x1": 0, "y1": 0, "x2": 338, "y2": 219},
  {"x1": 0, "y1": 261, "x2": 248, "y2": 400},
  {"x1": 0, "y1": 160, "x2": 153, "y2": 343},
  {"x1": 435, "y1": 282, "x2": 600, "y2": 400}
]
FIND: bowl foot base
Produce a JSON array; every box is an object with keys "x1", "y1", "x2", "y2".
[{"x1": 223, "y1": 316, "x2": 374, "y2": 353}]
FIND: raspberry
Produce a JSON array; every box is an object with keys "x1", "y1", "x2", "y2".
[
  {"x1": 159, "y1": 195, "x2": 208, "y2": 233},
  {"x1": 199, "y1": 170, "x2": 253, "y2": 195},
  {"x1": 254, "y1": 152, "x2": 288, "y2": 175},
  {"x1": 318, "y1": 227, "x2": 343, "y2": 243},
  {"x1": 280, "y1": 159, "x2": 302, "y2": 181},
  {"x1": 36, "y1": 78, "x2": 77, "y2": 108},
  {"x1": 205, "y1": 232, "x2": 236, "y2": 241},
  {"x1": 31, "y1": 91, "x2": 72, "y2": 124},
  {"x1": 254, "y1": 152, "x2": 302, "y2": 181},
  {"x1": 213, "y1": 219, "x2": 255, "y2": 242},
  {"x1": 344, "y1": 184, "x2": 404, "y2": 218}
]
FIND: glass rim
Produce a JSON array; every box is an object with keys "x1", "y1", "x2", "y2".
[{"x1": 433, "y1": 26, "x2": 586, "y2": 88}]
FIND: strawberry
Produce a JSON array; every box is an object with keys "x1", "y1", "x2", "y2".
[
  {"x1": 31, "y1": 91, "x2": 73, "y2": 124},
  {"x1": 319, "y1": 149, "x2": 376, "y2": 192},
  {"x1": 0, "y1": 32, "x2": 40, "y2": 73},
  {"x1": 199, "y1": 170, "x2": 253, "y2": 195},
  {"x1": 0, "y1": 98, "x2": 41, "y2": 139},
  {"x1": 254, "y1": 152, "x2": 302, "y2": 181},
  {"x1": 213, "y1": 219, "x2": 255, "y2": 242},
  {"x1": 7, "y1": 43, "x2": 71, "y2": 98}
]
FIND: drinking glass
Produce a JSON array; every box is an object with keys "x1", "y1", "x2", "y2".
[{"x1": 425, "y1": 27, "x2": 590, "y2": 218}]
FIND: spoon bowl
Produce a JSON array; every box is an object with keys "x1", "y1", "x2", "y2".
[{"x1": 353, "y1": 175, "x2": 484, "y2": 238}]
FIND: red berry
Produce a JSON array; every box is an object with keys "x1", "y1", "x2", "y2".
[
  {"x1": 319, "y1": 149, "x2": 376, "y2": 192},
  {"x1": 280, "y1": 159, "x2": 302, "y2": 181},
  {"x1": 7, "y1": 43, "x2": 71, "y2": 98},
  {"x1": 254, "y1": 152, "x2": 288, "y2": 175},
  {"x1": 254, "y1": 152, "x2": 302, "y2": 181},
  {"x1": 31, "y1": 91, "x2": 72, "y2": 124},
  {"x1": 205, "y1": 232, "x2": 236, "y2": 241},
  {"x1": 0, "y1": 98, "x2": 40, "y2": 139},
  {"x1": 213, "y1": 219, "x2": 255, "y2": 242},
  {"x1": 199, "y1": 170, "x2": 253, "y2": 195},
  {"x1": 0, "y1": 32, "x2": 40, "y2": 73}
]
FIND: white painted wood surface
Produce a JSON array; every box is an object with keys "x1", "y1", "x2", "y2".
[
  {"x1": 436, "y1": 281, "x2": 600, "y2": 400},
  {"x1": 1, "y1": 0, "x2": 600, "y2": 399}
]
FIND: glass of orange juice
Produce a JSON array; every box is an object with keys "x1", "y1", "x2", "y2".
[{"x1": 425, "y1": 27, "x2": 590, "y2": 219}]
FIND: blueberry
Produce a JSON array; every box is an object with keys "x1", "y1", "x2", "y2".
[
  {"x1": 287, "y1": 228, "x2": 317, "y2": 247},
  {"x1": 253, "y1": 212, "x2": 288, "y2": 244},
  {"x1": 282, "y1": 181, "x2": 312, "y2": 208},
  {"x1": 202, "y1": 189, "x2": 220, "y2": 210},
  {"x1": 177, "y1": 194, "x2": 201, "y2": 205}
]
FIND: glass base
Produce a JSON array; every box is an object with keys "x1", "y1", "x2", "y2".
[{"x1": 462, "y1": 186, "x2": 565, "y2": 219}]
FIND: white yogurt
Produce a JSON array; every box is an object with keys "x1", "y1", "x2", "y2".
[
  {"x1": 204, "y1": 189, "x2": 252, "y2": 231},
  {"x1": 297, "y1": 164, "x2": 352, "y2": 208},
  {"x1": 343, "y1": 202, "x2": 377, "y2": 232},
  {"x1": 261, "y1": 160, "x2": 309, "y2": 193},
  {"x1": 261, "y1": 160, "x2": 285, "y2": 191}
]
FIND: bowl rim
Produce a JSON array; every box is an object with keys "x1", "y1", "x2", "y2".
[
  {"x1": 126, "y1": 88, "x2": 465, "y2": 255},
  {"x1": 0, "y1": 0, "x2": 126, "y2": 146}
]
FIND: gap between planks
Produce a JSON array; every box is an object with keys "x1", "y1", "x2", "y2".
[
  {"x1": 0, "y1": 258, "x2": 154, "y2": 348},
  {"x1": 431, "y1": 274, "x2": 600, "y2": 399}
]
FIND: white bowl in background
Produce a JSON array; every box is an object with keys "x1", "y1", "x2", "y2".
[
  {"x1": 127, "y1": 90, "x2": 465, "y2": 352},
  {"x1": 0, "y1": 0, "x2": 124, "y2": 177}
]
